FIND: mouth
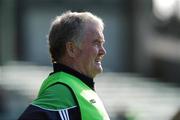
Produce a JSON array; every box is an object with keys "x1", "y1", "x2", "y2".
[
  {"x1": 95, "y1": 61, "x2": 101, "y2": 64},
  {"x1": 95, "y1": 56, "x2": 103, "y2": 64}
]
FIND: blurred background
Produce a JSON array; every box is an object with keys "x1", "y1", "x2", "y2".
[{"x1": 0, "y1": 0, "x2": 180, "y2": 120}]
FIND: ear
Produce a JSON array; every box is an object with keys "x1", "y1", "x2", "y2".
[{"x1": 66, "y1": 42, "x2": 78, "y2": 58}]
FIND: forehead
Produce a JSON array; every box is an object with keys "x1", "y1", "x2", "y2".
[{"x1": 83, "y1": 22, "x2": 104, "y2": 41}]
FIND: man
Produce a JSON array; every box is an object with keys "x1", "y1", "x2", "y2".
[{"x1": 18, "y1": 11, "x2": 110, "y2": 120}]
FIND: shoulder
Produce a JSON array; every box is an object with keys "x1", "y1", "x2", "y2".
[
  {"x1": 32, "y1": 83, "x2": 77, "y2": 110},
  {"x1": 18, "y1": 104, "x2": 81, "y2": 120},
  {"x1": 18, "y1": 105, "x2": 58, "y2": 120},
  {"x1": 48, "y1": 83, "x2": 74, "y2": 98}
]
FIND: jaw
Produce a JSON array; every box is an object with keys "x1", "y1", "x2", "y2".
[
  {"x1": 80, "y1": 62, "x2": 103, "y2": 78},
  {"x1": 72, "y1": 57, "x2": 104, "y2": 78}
]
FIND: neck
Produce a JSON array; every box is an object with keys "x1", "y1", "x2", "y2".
[{"x1": 58, "y1": 57, "x2": 85, "y2": 77}]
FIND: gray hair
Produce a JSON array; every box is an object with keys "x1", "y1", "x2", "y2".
[{"x1": 48, "y1": 11, "x2": 104, "y2": 63}]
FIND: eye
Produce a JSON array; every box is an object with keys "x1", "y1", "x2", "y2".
[{"x1": 93, "y1": 39, "x2": 104, "y2": 46}]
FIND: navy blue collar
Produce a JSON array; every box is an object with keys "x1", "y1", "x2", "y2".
[{"x1": 50, "y1": 63, "x2": 95, "y2": 90}]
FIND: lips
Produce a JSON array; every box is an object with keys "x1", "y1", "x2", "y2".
[
  {"x1": 95, "y1": 59, "x2": 101, "y2": 62},
  {"x1": 95, "y1": 56, "x2": 103, "y2": 63}
]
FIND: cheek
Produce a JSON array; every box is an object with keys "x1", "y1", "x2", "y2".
[
  {"x1": 81, "y1": 52, "x2": 95, "y2": 65},
  {"x1": 80, "y1": 46, "x2": 98, "y2": 62},
  {"x1": 86, "y1": 48, "x2": 98, "y2": 59}
]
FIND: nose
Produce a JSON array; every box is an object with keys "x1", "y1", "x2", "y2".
[{"x1": 100, "y1": 46, "x2": 106, "y2": 56}]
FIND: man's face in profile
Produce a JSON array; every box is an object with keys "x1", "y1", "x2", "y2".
[{"x1": 75, "y1": 22, "x2": 106, "y2": 78}]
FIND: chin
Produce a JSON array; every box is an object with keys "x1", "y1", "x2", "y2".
[{"x1": 95, "y1": 66, "x2": 103, "y2": 73}]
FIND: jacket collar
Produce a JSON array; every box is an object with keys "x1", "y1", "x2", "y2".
[{"x1": 50, "y1": 63, "x2": 95, "y2": 90}]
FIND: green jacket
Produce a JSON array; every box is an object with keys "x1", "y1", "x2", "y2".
[{"x1": 32, "y1": 71, "x2": 110, "y2": 120}]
